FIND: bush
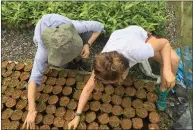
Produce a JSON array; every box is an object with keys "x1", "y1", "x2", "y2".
[{"x1": 2, "y1": 1, "x2": 168, "y2": 36}]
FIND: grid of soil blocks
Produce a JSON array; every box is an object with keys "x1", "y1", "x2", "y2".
[{"x1": 1, "y1": 61, "x2": 160, "y2": 129}]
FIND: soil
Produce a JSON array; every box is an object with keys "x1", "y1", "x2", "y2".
[
  {"x1": 46, "y1": 105, "x2": 56, "y2": 114},
  {"x1": 112, "y1": 95, "x2": 122, "y2": 105},
  {"x1": 1, "y1": 68, "x2": 6, "y2": 76},
  {"x1": 2, "y1": 119, "x2": 10, "y2": 129},
  {"x1": 83, "y1": 74, "x2": 90, "y2": 82},
  {"x1": 40, "y1": 125, "x2": 50, "y2": 129},
  {"x1": 66, "y1": 78, "x2": 76, "y2": 86},
  {"x1": 21, "y1": 111, "x2": 28, "y2": 122},
  {"x1": 136, "y1": 108, "x2": 148, "y2": 118},
  {"x1": 38, "y1": 93, "x2": 49, "y2": 102},
  {"x1": 11, "y1": 71, "x2": 21, "y2": 79},
  {"x1": 20, "y1": 90, "x2": 28, "y2": 99},
  {"x1": 7, "y1": 62, "x2": 15, "y2": 70},
  {"x1": 8, "y1": 79, "x2": 20, "y2": 88},
  {"x1": 83, "y1": 103, "x2": 90, "y2": 112},
  {"x1": 76, "y1": 74, "x2": 84, "y2": 82},
  {"x1": 123, "y1": 107, "x2": 135, "y2": 118},
  {"x1": 100, "y1": 103, "x2": 112, "y2": 113},
  {"x1": 46, "y1": 77, "x2": 57, "y2": 85},
  {"x1": 41, "y1": 75, "x2": 47, "y2": 84},
  {"x1": 90, "y1": 101, "x2": 101, "y2": 111},
  {"x1": 121, "y1": 97, "x2": 131, "y2": 108},
  {"x1": 35, "y1": 113, "x2": 43, "y2": 124},
  {"x1": 73, "y1": 89, "x2": 82, "y2": 100},
  {"x1": 132, "y1": 118, "x2": 143, "y2": 129},
  {"x1": 48, "y1": 95, "x2": 59, "y2": 105},
  {"x1": 59, "y1": 96, "x2": 70, "y2": 107},
  {"x1": 36, "y1": 102, "x2": 46, "y2": 112},
  {"x1": 147, "y1": 92, "x2": 158, "y2": 103},
  {"x1": 101, "y1": 93, "x2": 111, "y2": 103},
  {"x1": 3, "y1": 70, "x2": 13, "y2": 78},
  {"x1": 24, "y1": 64, "x2": 32, "y2": 72},
  {"x1": 9, "y1": 121, "x2": 19, "y2": 129},
  {"x1": 144, "y1": 82, "x2": 155, "y2": 92},
  {"x1": 76, "y1": 82, "x2": 85, "y2": 90},
  {"x1": 94, "y1": 82, "x2": 104, "y2": 92},
  {"x1": 2, "y1": 108, "x2": 13, "y2": 119},
  {"x1": 5, "y1": 98, "x2": 16, "y2": 108},
  {"x1": 62, "y1": 86, "x2": 73, "y2": 96},
  {"x1": 109, "y1": 116, "x2": 120, "y2": 128},
  {"x1": 132, "y1": 99, "x2": 144, "y2": 109},
  {"x1": 125, "y1": 86, "x2": 137, "y2": 97},
  {"x1": 114, "y1": 86, "x2": 125, "y2": 97},
  {"x1": 37, "y1": 83, "x2": 45, "y2": 92},
  {"x1": 99, "y1": 125, "x2": 110, "y2": 130},
  {"x1": 2, "y1": 61, "x2": 9, "y2": 69},
  {"x1": 55, "y1": 78, "x2": 66, "y2": 86},
  {"x1": 35, "y1": 92, "x2": 41, "y2": 101},
  {"x1": 43, "y1": 85, "x2": 53, "y2": 94},
  {"x1": 4, "y1": 87, "x2": 14, "y2": 96},
  {"x1": 134, "y1": 80, "x2": 145, "y2": 90},
  {"x1": 105, "y1": 84, "x2": 114, "y2": 95},
  {"x1": 122, "y1": 77, "x2": 133, "y2": 87},
  {"x1": 68, "y1": 71, "x2": 77, "y2": 78},
  {"x1": 80, "y1": 114, "x2": 86, "y2": 122},
  {"x1": 12, "y1": 89, "x2": 22, "y2": 99},
  {"x1": 92, "y1": 91, "x2": 102, "y2": 101},
  {"x1": 55, "y1": 107, "x2": 66, "y2": 117},
  {"x1": 10, "y1": 110, "x2": 23, "y2": 120},
  {"x1": 43, "y1": 114, "x2": 54, "y2": 125},
  {"x1": 44, "y1": 67, "x2": 50, "y2": 75},
  {"x1": 149, "y1": 112, "x2": 159, "y2": 123},
  {"x1": 19, "y1": 72, "x2": 30, "y2": 81},
  {"x1": 87, "y1": 122, "x2": 99, "y2": 129},
  {"x1": 52, "y1": 85, "x2": 62, "y2": 95},
  {"x1": 53, "y1": 117, "x2": 65, "y2": 127},
  {"x1": 86, "y1": 111, "x2": 96, "y2": 123},
  {"x1": 58, "y1": 70, "x2": 68, "y2": 78},
  {"x1": 2, "y1": 85, "x2": 7, "y2": 94},
  {"x1": 148, "y1": 123, "x2": 159, "y2": 130},
  {"x1": 63, "y1": 120, "x2": 70, "y2": 129},
  {"x1": 17, "y1": 80, "x2": 27, "y2": 90},
  {"x1": 121, "y1": 119, "x2": 132, "y2": 130},
  {"x1": 112, "y1": 105, "x2": 123, "y2": 116},
  {"x1": 98, "y1": 113, "x2": 109, "y2": 125},
  {"x1": 67, "y1": 99, "x2": 77, "y2": 110},
  {"x1": 64, "y1": 110, "x2": 75, "y2": 121},
  {"x1": 143, "y1": 101, "x2": 156, "y2": 112},
  {"x1": 15, "y1": 62, "x2": 25, "y2": 71},
  {"x1": 48, "y1": 69, "x2": 58, "y2": 77},
  {"x1": 77, "y1": 122, "x2": 87, "y2": 129},
  {"x1": 136, "y1": 88, "x2": 147, "y2": 99}
]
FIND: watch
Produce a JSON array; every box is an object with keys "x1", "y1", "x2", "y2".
[{"x1": 75, "y1": 112, "x2": 82, "y2": 117}]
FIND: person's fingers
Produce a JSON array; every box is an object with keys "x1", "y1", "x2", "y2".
[
  {"x1": 68, "y1": 123, "x2": 72, "y2": 129},
  {"x1": 22, "y1": 120, "x2": 27, "y2": 129},
  {"x1": 73, "y1": 124, "x2": 77, "y2": 130},
  {"x1": 27, "y1": 122, "x2": 30, "y2": 129},
  {"x1": 31, "y1": 122, "x2": 35, "y2": 129}
]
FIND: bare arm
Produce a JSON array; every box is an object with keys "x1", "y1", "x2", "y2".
[
  {"x1": 27, "y1": 81, "x2": 37, "y2": 112},
  {"x1": 87, "y1": 32, "x2": 101, "y2": 46}
]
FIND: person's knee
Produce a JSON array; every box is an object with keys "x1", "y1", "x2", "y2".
[{"x1": 172, "y1": 53, "x2": 180, "y2": 66}]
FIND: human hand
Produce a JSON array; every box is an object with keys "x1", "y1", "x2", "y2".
[
  {"x1": 22, "y1": 110, "x2": 37, "y2": 129},
  {"x1": 68, "y1": 116, "x2": 80, "y2": 130},
  {"x1": 81, "y1": 44, "x2": 90, "y2": 58}
]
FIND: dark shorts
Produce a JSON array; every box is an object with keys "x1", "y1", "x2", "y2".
[{"x1": 79, "y1": 31, "x2": 93, "y2": 44}]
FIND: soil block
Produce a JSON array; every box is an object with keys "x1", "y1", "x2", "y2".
[
  {"x1": 20, "y1": 90, "x2": 28, "y2": 99},
  {"x1": 11, "y1": 71, "x2": 21, "y2": 79},
  {"x1": 36, "y1": 102, "x2": 46, "y2": 112},
  {"x1": 123, "y1": 107, "x2": 135, "y2": 118},
  {"x1": 100, "y1": 103, "x2": 112, "y2": 113},
  {"x1": 59, "y1": 96, "x2": 70, "y2": 107},
  {"x1": 53, "y1": 117, "x2": 65, "y2": 127},
  {"x1": 38, "y1": 93, "x2": 49, "y2": 102},
  {"x1": 35, "y1": 92, "x2": 41, "y2": 101},
  {"x1": 55, "y1": 78, "x2": 66, "y2": 86},
  {"x1": 90, "y1": 101, "x2": 101, "y2": 111},
  {"x1": 43, "y1": 85, "x2": 53, "y2": 94},
  {"x1": 52, "y1": 127, "x2": 59, "y2": 130},
  {"x1": 77, "y1": 122, "x2": 87, "y2": 129},
  {"x1": 73, "y1": 89, "x2": 82, "y2": 100},
  {"x1": 80, "y1": 114, "x2": 86, "y2": 122},
  {"x1": 66, "y1": 78, "x2": 76, "y2": 86},
  {"x1": 7, "y1": 62, "x2": 15, "y2": 70},
  {"x1": 17, "y1": 80, "x2": 27, "y2": 90},
  {"x1": 148, "y1": 123, "x2": 159, "y2": 129},
  {"x1": 109, "y1": 116, "x2": 120, "y2": 128},
  {"x1": 2, "y1": 108, "x2": 13, "y2": 119},
  {"x1": 98, "y1": 113, "x2": 109, "y2": 125},
  {"x1": 21, "y1": 111, "x2": 28, "y2": 122},
  {"x1": 134, "y1": 80, "x2": 145, "y2": 90},
  {"x1": 2, "y1": 60, "x2": 9, "y2": 69},
  {"x1": 55, "y1": 107, "x2": 66, "y2": 117},
  {"x1": 149, "y1": 112, "x2": 159, "y2": 123},
  {"x1": 24, "y1": 64, "x2": 33, "y2": 72},
  {"x1": 48, "y1": 69, "x2": 58, "y2": 77},
  {"x1": 19, "y1": 72, "x2": 30, "y2": 81},
  {"x1": 92, "y1": 91, "x2": 102, "y2": 101},
  {"x1": 53, "y1": 85, "x2": 62, "y2": 95},
  {"x1": 136, "y1": 88, "x2": 147, "y2": 99},
  {"x1": 9, "y1": 121, "x2": 19, "y2": 129},
  {"x1": 2, "y1": 85, "x2": 7, "y2": 94},
  {"x1": 5, "y1": 98, "x2": 16, "y2": 108},
  {"x1": 46, "y1": 105, "x2": 56, "y2": 114},
  {"x1": 37, "y1": 83, "x2": 45, "y2": 92},
  {"x1": 48, "y1": 95, "x2": 59, "y2": 105},
  {"x1": 12, "y1": 89, "x2": 22, "y2": 99},
  {"x1": 2, "y1": 119, "x2": 10, "y2": 129},
  {"x1": 136, "y1": 108, "x2": 148, "y2": 118},
  {"x1": 76, "y1": 74, "x2": 84, "y2": 82},
  {"x1": 58, "y1": 70, "x2": 68, "y2": 78},
  {"x1": 46, "y1": 77, "x2": 57, "y2": 85},
  {"x1": 87, "y1": 122, "x2": 99, "y2": 129},
  {"x1": 105, "y1": 84, "x2": 114, "y2": 95},
  {"x1": 8, "y1": 79, "x2": 20, "y2": 88},
  {"x1": 112, "y1": 95, "x2": 122, "y2": 105},
  {"x1": 122, "y1": 77, "x2": 133, "y2": 86},
  {"x1": 62, "y1": 86, "x2": 72, "y2": 96},
  {"x1": 4, "y1": 87, "x2": 14, "y2": 96},
  {"x1": 147, "y1": 92, "x2": 158, "y2": 103},
  {"x1": 67, "y1": 99, "x2": 77, "y2": 110},
  {"x1": 76, "y1": 82, "x2": 86, "y2": 90},
  {"x1": 41, "y1": 75, "x2": 47, "y2": 84},
  {"x1": 64, "y1": 110, "x2": 75, "y2": 121},
  {"x1": 1, "y1": 68, "x2": 6, "y2": 75},
  {"x1": 10, "y1": 109, "x2": 23, "y2": 121},
  {"x1": 35, "y1": 113, "x2": 43, "y2": 124},
  {"x1": 43, "y1": 114, "x2": 54, "y2": 125},
  {"x1": 15, "y1": 62, "x2": 25, "y2": 71},
  {"x1": 83, "y1": 103, "x2": 90, "y2": 112},
  {"x1": 132, "y1": 118, "x2": 143, "y2": 129},
  {"x1": 43, "y1": 67, "x2": 50, "y2": 75},
  {"x1": 121, "y1": 97, "x2": 131, "y2": 108},
  {"x1": 83, "y1": 74, "x2": 90, "y2": 82},
  {"x1": 94, "y1": 82, "x2": 104, "y2": 92},
  {"x1": 40, "y1": 125, "x2": 50, "y2": 129},
  {"x1": 63, "y1": 120, "x2": 70, "y2": 129},
  {"x1": 114, "y1": 86, "x2": 125, "y2": 96},
  {"x1": 2, "y1": 70, "x2": 12, "y2": 78},
  {"x1": 121, "y1": 118, "x2": 132, "y2": 130},
  {"x1": 2, "y1": 77, "x2": 11, "y2": 86},
  {"x1": 112, "y1": 105, "x2": 123, "y2": 116},
  {"x1": 132, "y1": 99, "x2": 143, "y2": 109},
  {"x1": 99, "y1": 125, "x2": 110, "y2": 130},
  {"x1": 143, "y1": 101, "x2": 156, "y2": 112},
  {"x1": 101, "y1": 93, "x2": 111, "y2": 103},
  {"x1": 68, "y1": 71, "x2": 77, "y2": 78},
  {"x1": 145, "y1": 82, "x2": 155, "y2": 92}
]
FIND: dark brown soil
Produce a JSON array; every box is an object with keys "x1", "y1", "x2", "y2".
[
  {"x1": 20, "y1": 90, "x2": 28, "y2": 99},
  {"x1": 10, "y1": 110, "x2": 23, "y2": 120},
  {"x1": 46, "y1": 105, "x2": 56, "y2": 114},
  {"x1": 19, "y1": 72, "x2": 30, "y2": 81},
  {"x1": 112, "y1": 95, "x2": 122, "y2": 105},
  {"x1": 43, "y1": 114, "x2": 54, "y2": 125},
  {"x1": 132, "y1": 118, "x2": 143, "y2": 129},
  {"x1": 11, "y1": 71, "x2": 21, "y2": 79},
  {"x1": 92, "y1": 91, "x2": 102, "y2": 101},
  {"x1": 59, "y1": 96, "x2": 70, "y2": 107},
  {"x1": 125, "y1": 86, "x2": 137, "y2": 97},
  {"x1": 12, "y1": 89, "x2": 22, "y2": 99},
  {"x1": 55, "y1": 107, "x2": 66, "y2": 117},
  {"x1": 132, "y1": 99, "x2": 143, "y2": 109},
  {"x1": 134, "y1": 80, "x2": 145, "y2": 90},
  {"x1": 5, "y1": 98, "x2": 16, "y2": 108},
  {"x1": 9, "y1": 121, "x2": 19, "y2": 129},
  {"x1": 98, "y1": 113, "x2": 109, "y2": 125},
  {"x1": 62, "y1": 86, "x2": 73, "y2": 96},
  {"x1": 136, "y1": 108, "x2": 148, "y2": 118},
  {"x1": 40, "y1": 125, "x2": 50, "y2": 129},
  {"x1": 53, "y1": 85, "x2": 62, "y2": 95},
  {"x1": 105, "y1": 84, "x2": 114, "y2": 95},
  {"x1": 101, "y1": 93, "x2": 111, "y2": 103},
  {"x1": 121, "y1": 118, "x2": 132, "y2": 130},
  {"x1": 67, "y1": 99, "x2": 77, "y2": 110},
  {"x1": 83, "y1": 103, "x2": 90, "y2": 112},
  {"x1": 114, "y1": 86, "x2": 125, "y2": 96},
  {"x1": 112, "y1": 105, "x2": 123, "y2": 116},
  {"x1": 149, "y1": 112, "x2": 159, "y2": 123},
  {"x1": 136, "y1": 88, "x2": 147, "y2": 99},
  {"x1": 77, "y1": 122, "x2": 87, "y2": 129},
  {"x1": 2, "y1": 61, "x2": 9, "y2": 69},
  {"x1": 37, "y1": 83, "x2": 45, "y2": 92},
  {"x1": 55, "y1": 78, "x2": 66, "y2": 86},
  {"x1": 109, "y1": 116, "x2": 120, "y2": 128},
  {"x1": 123, "y1": 107, "x2": 135, "y2": 118},
  {"x1": 48, "y1": 95, "x2": 59, "y2": 105},
  {"x1": 53, "y1": 117, "x2": 65, "y2": 127},
  {"x1": 143, "y1": 101, "x2": 156, "y2": 112},
  {"x1": 64, "y1": 110, "x2": 75, "y2": 121},
  {"x1": 76, "y1": 74, "x2": 84, "y2": 82},
  {"x1": 86, "y1": 111, "x2": 96, "y2": 123},
  {"x1": 83, "y1": 74, "x2": 90, "y2": 82},
  {"x1": 66, "y1": 78, "x2": 76, "y2": 86},
  {"x1": 3, "y1": 70, "x2": 12, "y2": 78},
  {"x1": 90, "y1": 101, "x2": 101, "y2": 111},
  {"x1": 73, "y1": 89, "x2": 82, "y2": 100},
  {"x1": 68, "y1": 71, "x2": 77, "y2": 78},
  {"x1": 46, "y1": 77, "x2": 57, "y2": 85},
  {"x1": 99, "y1": 125, "x2": 110, "y2": 130},
  {"x1": 35, "y1": 113, "x2": 43, "y2": 124},
  {"x1": 7, "y1": 62, "x2": 15, "y2": 70},
  {"x1": 2, "y1": 108, "x2": 13, "y2": 119},
  {"x1": 100, "y1": 103, "x2": 112, "y2": 113},
  {"x1": 38, "y1": 93, "x2": 49, "y2": 102},
  {"x1": 48, "y1": 69, "x2": 58, "y2": 77},
  {"x1": 144, "y1": 82, "x2": 155, "y2": 92},
  {"x1": 94, "y1": 82, "x2": 104, "y2": 92},
  {"x1": 15, "y1": 62, "x2": 25, "y2": 71},
  {"x1": 76, "y1": 82, "x2": 85, "y2": 90},
  {"x1": 121, "y1": 97, "x2": 131, "y2": 108},
  {"x1": 43, "y1": 85, "x2": 53, "y2": 94},
  {"x1": 147, "y1": 92, "x2": 158, "y2": 103},
  {"x1": 122, "y1": 77, "x2": 133, "y2": 86},
  {"x1": 24, "y1": 64, "x2": 32, "y2": 72},
  {"x1": 17, "y1": 80, "x2": 27, "y2": 89},
  {"x1": 41, "y1": 75, "x2": 47, "y2": 84},
  {"x1": 148, "y1": 123, "x2": 159, "y2": 129},
  {"x1": 36, "y1": 102, "x2": 46, "y2": 112},
  {"x1": 58, "y1": 70, "x2": 68, "y2": 78}
]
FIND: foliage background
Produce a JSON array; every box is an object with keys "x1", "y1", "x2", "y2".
[{"x1": 2, "y1": 1, "x2": 168, "y2": 36}]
